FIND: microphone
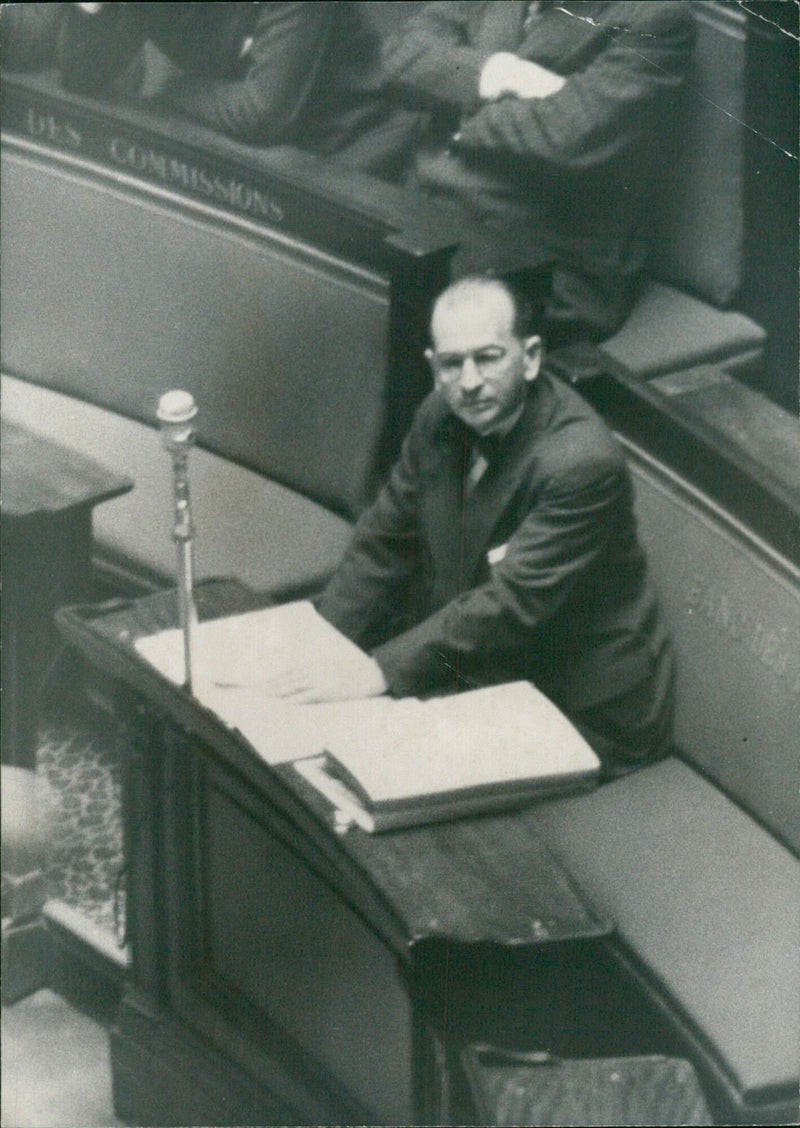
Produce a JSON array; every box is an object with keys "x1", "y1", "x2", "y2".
[{"x1": 157, "y1": 390, "x2": 198, "y2": 693}]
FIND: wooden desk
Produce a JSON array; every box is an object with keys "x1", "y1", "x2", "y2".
[
  {"x1": 57, "y1": 581, "x2": 611, "y2": 1126},
  {"x1": 1, "y1": 422, "x2": 132, "y2": 767}
]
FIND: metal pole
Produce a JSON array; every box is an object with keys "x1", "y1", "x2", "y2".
[{"x1": 157, "y1": 390, "x2": 198, "y2": 693}]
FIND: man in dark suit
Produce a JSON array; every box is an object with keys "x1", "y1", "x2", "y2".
[
  {"x1": 42, "y1": 2, "x2": 413, "y2": 174},
  {"x1": 270, "y1": 276, "x2": 673, "y2": 775},
  {"x1": 380, "y1": 1, "x2": 695, "y2": 344}
]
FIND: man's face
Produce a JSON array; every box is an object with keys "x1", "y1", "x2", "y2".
[{"x1": 427, "y1": 287, "x2": 541, "y2": 436}]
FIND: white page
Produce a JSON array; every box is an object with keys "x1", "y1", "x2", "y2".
[
  {"x1": 135, "y1": 607, "x2": 597, "y2": 786},
  {"x1": 134, "y1": 603, "x2": 391, "y2": 764},
  {"x1": 323, "y1": 682, "x2": 599, "y2": 803},
  {"x1": 135, "y1": 600, "x2": 372, "y2": 687}
]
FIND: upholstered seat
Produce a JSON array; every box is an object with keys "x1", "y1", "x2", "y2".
[
  {"x1": 535, "y1": 757, "x2": 799, "y2": 1112},
  {"x1": 599, "y1": 4, "x2": 765, "y2": 380},
  {"x1": 600, "y1": 283, "x2": 765, "y2": 379}
]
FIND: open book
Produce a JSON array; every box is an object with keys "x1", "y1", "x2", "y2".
[{"x1": 135, "y1": 602, "x2": 600, "y2": 832}]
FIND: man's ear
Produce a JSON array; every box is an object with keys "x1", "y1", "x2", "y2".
[
  {"x1": 522, "y1": 335, "x2": 542, "y2": 382},
  {"x1": 424, "y1": 347, "x2": 436, "y2": 373}
]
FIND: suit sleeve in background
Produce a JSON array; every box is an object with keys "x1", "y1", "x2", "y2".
[
  {"x1": 454, "y1": 2, "x2": 695, "y2": 172},
  {"x1": 58, "y1": 2, "x2": 337, "y2": 145},
  {"x1": 161, "y1": 3, "x2": 335, "y2": 143},
  {"x1": 380, "y1": 1, "x2": 492, "y2": 116}
]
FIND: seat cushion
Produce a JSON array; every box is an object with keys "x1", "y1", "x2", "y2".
[
  {"x1": 534, "y1": 758, "x2": 799, "y2": 1106},
  {"x1": 600, "y1": 283, "x2": 765, "y2": 379},
  {"x1": 2, "y1": 375, "x2": 354, "y2": 594}
]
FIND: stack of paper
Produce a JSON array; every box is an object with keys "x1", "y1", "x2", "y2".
[{"x1": 135, "y1": 602, "x2": 600, "y2": 831}]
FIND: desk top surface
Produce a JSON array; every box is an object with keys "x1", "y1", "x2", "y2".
[
  {"x1": 57, "y1": 580, "x2": 610, "y2": 952},
  {"x1": 2, "y1": 420, "x2": 133, "y2": 518}
]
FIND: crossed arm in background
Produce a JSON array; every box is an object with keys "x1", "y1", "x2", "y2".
[{"x1": 380, "y1": 1, "x2": 694, "y2": 174}]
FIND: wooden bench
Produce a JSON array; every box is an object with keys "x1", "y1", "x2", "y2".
[{"x1": 534, "y1": 435, "x2": 800, "y2": 1125}]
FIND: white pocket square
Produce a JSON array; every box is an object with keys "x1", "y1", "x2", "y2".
[{"x1": 487, "y1": 543, "x2": 508, "y2": 565}]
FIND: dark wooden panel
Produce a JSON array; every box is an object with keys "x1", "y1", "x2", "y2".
[
  {"x1": 56, "y1": 581, "x2": 609, "y2": 950},
  {"x1": 741, "y1": 1, "x2": 799, "y2": 412},
  {"x1": 1, "y1": 72, "x2": 458, "y2": 519},
  {"x1": 1, "y1": 422, "x2": 132, "y2": 766},
  {"x1": 57, "y1": 580, "x2": 610, "y2": 1124}
]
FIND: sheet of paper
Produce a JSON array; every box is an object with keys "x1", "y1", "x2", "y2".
[
  {"x1": 135, "y1": 600, "x2": 370, "y2": 688},
  {"x1": 134, "y1": 606, "x2": 598, "y2": 788},
  {"x1": 196, "y1": 690, "x2": 394, "y2": 766},
  {"x1": 323, "y1": 682, "x2": 599, "y2": 803},
  {"x1": 134, "y1": 603, "x2": 392, "y2": 764}
]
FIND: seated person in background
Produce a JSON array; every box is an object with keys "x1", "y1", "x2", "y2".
[
  {"x1": 270, "y1": 276, "x2": 674, "y2": 778},
  {"x1": 37, "y1": 2, "x2": 412, "y2": 173},
  {"x1": 380, "y1": 1, "x2": 695, "y2": 345}
]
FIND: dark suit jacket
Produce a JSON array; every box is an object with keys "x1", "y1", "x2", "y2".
[
  {"x1": 58, "y1": 1, "x2": 412, "y2": 168},
  {"x1": 318, "y1": 375, "x2": 673, "y2": 762},
  {"x1": 381, "y1": 1, "x2": 695, "y2": 333}
]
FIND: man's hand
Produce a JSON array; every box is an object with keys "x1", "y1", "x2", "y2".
[
  {"x1": 479, "y1": 52, "x2": 566, "y2": 101},
  {"x1": 253, "y1": 655, "x2": 388, "y2": 705}
]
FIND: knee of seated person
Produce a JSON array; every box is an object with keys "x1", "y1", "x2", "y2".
[
  {"x1": 598, "y1": 733, "x2": 672, "y2": 783},
  {"x1": 576, "y1": 698, "x2": 673, "y2": 783}
]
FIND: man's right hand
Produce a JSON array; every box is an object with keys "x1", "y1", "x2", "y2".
[{"x1": 480, "y1": 52, "x2": 566, "y2": 101}]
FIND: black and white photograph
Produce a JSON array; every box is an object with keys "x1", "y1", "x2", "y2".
[{"x1": 1, "y1": 3, "x2": 798, "y2": 1125}]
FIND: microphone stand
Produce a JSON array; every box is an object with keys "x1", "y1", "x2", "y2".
[{"x1": 157, "y1": 390, "x2": 198, "y2": 694}]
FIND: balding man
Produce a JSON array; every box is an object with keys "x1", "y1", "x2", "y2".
[{"x1": 276, "y1": 277, "x2": 673, "y2": 775}]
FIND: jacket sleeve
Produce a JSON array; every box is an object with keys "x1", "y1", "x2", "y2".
[
  {"x1": 372, "y1": 462, "x2": 627, "y2": 696},
  {"x1": 315, "y1": 425, "x2": 421, "y2": 652},
  {"x1": 454, "y1": 2, "x2": 695, "y2": 172},
  {"x1": 162, "y1": 3, "x2": 334, "y2": 142},
  {"x1": 380, "y1": 2, "x2": 491, "y2": 116}
]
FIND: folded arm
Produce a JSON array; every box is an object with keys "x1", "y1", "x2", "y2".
[
  {"x1": 454, "y1": 4, "x2": 695, "y2": 171},
  {"x1": 382, "y1": 1, "x2": 694, "y2": 172},
  {"x1": 380, "y1": 2, "x2": 494, "y2": 115}
]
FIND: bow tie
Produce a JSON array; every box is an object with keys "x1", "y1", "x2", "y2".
[
  {"x1": 462, "y1": 429, "x2": 504, "y2": 494},
  {"x1": 467, "y1": 430, "x2": 504, "y2": 464}
]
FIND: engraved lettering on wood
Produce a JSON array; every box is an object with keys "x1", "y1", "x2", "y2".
[
  {"x1": 16, "y1": 97, "x2": 286, "y2": 226},
  {"x1": 108, "y1": 136, "x2": 285, "y2": 223},
  {"x1": 685, "y1": 567, "x2": 799, "y2": 694},
  {"x1": 24, "y1": 107, "x2": 81, "y2": 150}
]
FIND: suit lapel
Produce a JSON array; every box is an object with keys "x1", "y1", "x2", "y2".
[
  {"x1": 459, "y1": 401, "x2": 541, "y2": 583},
  {"x1": 425, "y1": 382, "x2": 553, "y2": 597}
]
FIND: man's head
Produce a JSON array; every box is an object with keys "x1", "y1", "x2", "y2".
[{"x1": 425, "y1": 276, "x2": 542, "y2": 437}]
